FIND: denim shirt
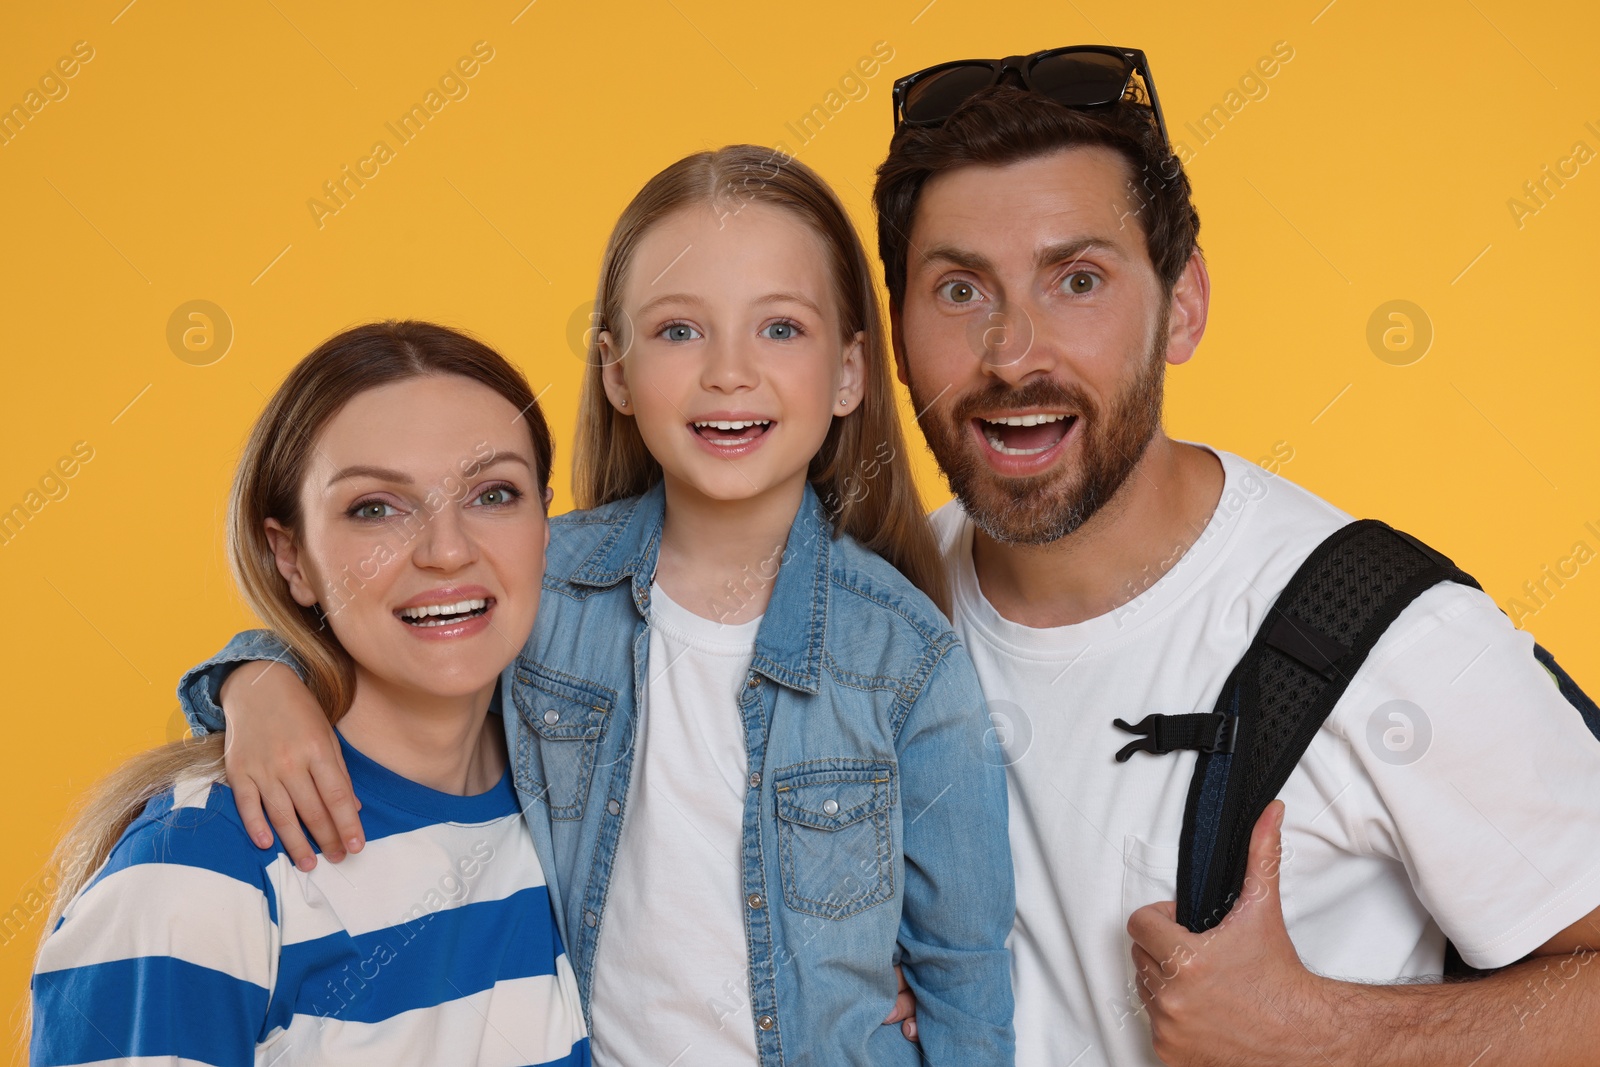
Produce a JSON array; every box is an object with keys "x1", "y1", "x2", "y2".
[{"x1": 180, "y1": 482, "x2": 1016, "y2": 1065}]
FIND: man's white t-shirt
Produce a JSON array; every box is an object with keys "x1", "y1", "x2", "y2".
[
  {"x1": 589, "y1": 583, "x2": 761, "y2": 1067},
  {"x1": 931, "y1": 448, "x2": 1600, "y2": 1067}
]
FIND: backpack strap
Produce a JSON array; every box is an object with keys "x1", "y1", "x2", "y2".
[
  {"x1": 1166, "y1": 519, "x2": 1480, "y2": 932},
  {"x1": 1534, "y1": 644, "x2": 1600, "y2": 738}
]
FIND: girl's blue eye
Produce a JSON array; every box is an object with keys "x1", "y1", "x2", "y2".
[
  {"x1": 760, "y1": 320, "x2": 801, "y2": 341},
  {"x1": 661, "y1": 323, "x2": 701, "y2": 342},
  {"x1": 1061, "y1": 271, "x2": 1098, "y2": 294},
  {"x1": 939, "y1": 280, "x2": 981, "y2": 304},
  {"x1": 349, "y1": 500, "x2": 399, "y2": 521}
]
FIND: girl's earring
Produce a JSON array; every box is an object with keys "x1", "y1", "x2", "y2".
[{"x1": 620, "y1": 398, "x2": 629, "y2": 408}]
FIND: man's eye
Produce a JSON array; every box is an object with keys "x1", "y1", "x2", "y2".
[
  {"x1": 1062, "y1": 271, "x2": 1098, "y2": 294},
  {"x1": 661, "y1": 323, "x2": 702, "y2": 342},
  {"x1": 939, "y1": 280, "x2": 981, "y2": 304},
  {"x1": 760, "y1": 321, "x2": 801, "y2": 340}
]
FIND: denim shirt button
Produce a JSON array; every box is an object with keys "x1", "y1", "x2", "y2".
[
  {"x1": 757, "y1": 1014, "x2": 775, "y2": 1031},
  {"x1": 748, "y1": 772, "x2": 761, "y2": 788},
  {"x1": 607, "y1": 799, "x2": 621, "y2": 816},
  {"x1": 822, "y1": 799, "x2": 840, "y2": 816},
  {"x1": 584, "y1": 910, "x2": 598, "y2": 928},
  {"x1": 746, "y1": 675, "x2": 760, "y2": 688},
  {"x1": 542, "y1": 709, "x2": 560, "y2": 725},
  {"x1": 747, "y1": 893, "x2": 764, "y2": 910}
]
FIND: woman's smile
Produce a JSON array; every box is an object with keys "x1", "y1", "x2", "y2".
[{"x1": 393, "y1": 584, "x2": 498, "y2": 640}]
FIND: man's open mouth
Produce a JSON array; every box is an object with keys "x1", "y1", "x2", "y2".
[
  {"x1": 975, "y1": 413, "x2": 1076, "y2": 457},
  {"x1": 396, "y1": 597, "x2": 493, "y2": 627},
  {"x1": 692, "y1": 419, "x2": 773, "y2": 447}
]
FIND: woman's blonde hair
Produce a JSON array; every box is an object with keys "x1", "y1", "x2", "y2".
[
  {"x1": 574, "y1": 145, "x2": 948, "y2": 612},
  {"x1": 36, "y1": 321, "x2": 551, "y2": 965}
]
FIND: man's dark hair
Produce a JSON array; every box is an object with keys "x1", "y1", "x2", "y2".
[{"x1": 873, "y1": 86, "x2": 1201, "y2": 312}]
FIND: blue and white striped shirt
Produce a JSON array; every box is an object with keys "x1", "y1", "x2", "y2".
[{"x1": 32, "y1": 732, "x2": 590, "y2": 1066}]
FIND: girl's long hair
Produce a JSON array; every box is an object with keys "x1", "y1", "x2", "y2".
[
  {"x1": 36, "y1": 321, "x2": 551, "y2": 962},
  {"x1": 574, "y1": 145, "x2": 949, "y2": 613}
]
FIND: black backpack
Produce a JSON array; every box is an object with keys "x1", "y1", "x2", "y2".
[{"x1": 1111, "y1": 520, "x2": 1600, "y2": 941}]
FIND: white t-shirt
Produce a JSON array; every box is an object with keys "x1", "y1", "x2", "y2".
[
  {"x1": 931, "y1": 448, "x2": 1600, "y2": 1067},
  {"x1": 589, "y1": 582, "x2": 762, "y2": 1067}
]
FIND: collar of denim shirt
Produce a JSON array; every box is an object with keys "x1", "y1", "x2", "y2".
[{"x1": 562, "y1": 479, "x2": 832, "y2": 695}]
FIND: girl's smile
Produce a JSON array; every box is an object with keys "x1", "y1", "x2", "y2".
[{"x1": 689, "y1": 411, "x2": 776, "y2": 457}]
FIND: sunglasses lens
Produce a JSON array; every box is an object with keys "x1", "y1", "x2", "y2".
[
  {"x1": 1028, "y1": 51, "x2": 1133, "y2": 106},
  {"x1": 903, "y1": 64, "x2": 999, "y2": 124}
]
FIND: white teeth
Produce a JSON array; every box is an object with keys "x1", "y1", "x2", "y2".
[
  {"x1": 978, "y1": 412, "x2": 1072, "y2": 456},
  {"x1": 399, "y1": 598, "x2": 488, "y2": 620},
  {"x1": 982, "y1": 413, "x2": 1068, "y2": 427},
  {"x1": 982, "y1": 427, "x2": 1055, "y2": 457},
  {"x1": 693, "y1": 419, "x2": 771, "y2": 431}
]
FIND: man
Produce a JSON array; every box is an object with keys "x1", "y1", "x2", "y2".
[{"x1": 872, "y1": 49, "x2": 1600, "y2": 1066}]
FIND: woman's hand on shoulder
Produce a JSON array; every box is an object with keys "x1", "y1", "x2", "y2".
[{"x1": 220, "y1": 661, "x2": 363, "y2": 870}]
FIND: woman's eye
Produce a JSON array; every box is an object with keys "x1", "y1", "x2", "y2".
[
  {"x1": 939, "y1": 280, "x2": 981, "y2": 304},
  {"x1": 472, "y1": 485, "x2": 522, "y2": 508},
  {"x1": 660, "y1": 323, "x2": 701, "y2": 342},
  {"x1": 350, "y1": 500, "x2": 399, "y2": 520},
  {"x1": 1061, "y1": 271, "x2": 1098, "y2": 294},
  {"x1": 760, "y1": 321, "x2": 801, "y2": 341}
]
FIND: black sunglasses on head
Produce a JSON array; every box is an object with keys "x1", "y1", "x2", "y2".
[{"x1": 892, "y1": 45, "x2": 1168, "y2": 147}]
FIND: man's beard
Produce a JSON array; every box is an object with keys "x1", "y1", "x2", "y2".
[{"x1": 911, "y1": 332, "x2": 1168, "y2": 547}]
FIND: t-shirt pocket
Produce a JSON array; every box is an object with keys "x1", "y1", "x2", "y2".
[
  {"x1": 1121, "y1": 834, "x2": 1180, "y2": 916},
  {"x1": 773, "y1": 761, "x2": 896, "y2": 920},
  {"x1": 1120, "y1": 834, "x2": 1181, "y2": 1025}
]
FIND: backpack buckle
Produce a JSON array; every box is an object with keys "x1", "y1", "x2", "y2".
[
  {"x1": 1113, "y1": 712, "x2": 1238, "y2": 763},
  {"x1": 1208, "y1": 714, "x2": 1240, "y2": 755}
]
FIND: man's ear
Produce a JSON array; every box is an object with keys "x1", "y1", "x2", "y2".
[
  {"x1": 597, "y1": 329, "x2": 632, "y2": 412},
  {"x1": 264, "y1": 519, "x2": 319, "y2": 608},
  {"x1": 888, "y1": 303, "x2": 910, "y2": 386},
  {"x1": 1164, "y1": 250, "x2": 1210, "y2": 367}
]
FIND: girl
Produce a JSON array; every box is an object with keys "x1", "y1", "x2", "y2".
[
  {"x1": 31, "y1": 322, "x2": 589, "y2": 1066},
  {"x1": 174, "y1": 147, "x2": 1016, "y2": 1065}
]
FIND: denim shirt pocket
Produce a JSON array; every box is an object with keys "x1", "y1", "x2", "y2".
[
  {"x1": 773, "y1": 760, "x2": 896, "y2": 920},
  {"x1": 511, "y1": 658, "x2": 616, "y2": 821}
]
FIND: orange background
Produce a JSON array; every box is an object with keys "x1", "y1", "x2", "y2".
[{"x1": 3, "y1": 0, "x2": 1597, "y2": 1055}]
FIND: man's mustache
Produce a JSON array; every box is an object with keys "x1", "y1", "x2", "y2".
[{"x1": 943, "y1": 379, "x2": 1097, "y2": 426}]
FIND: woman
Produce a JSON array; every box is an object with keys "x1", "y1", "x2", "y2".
[{"x1": 30, "y1": 321, "x2": 589, "y2": 1066}]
